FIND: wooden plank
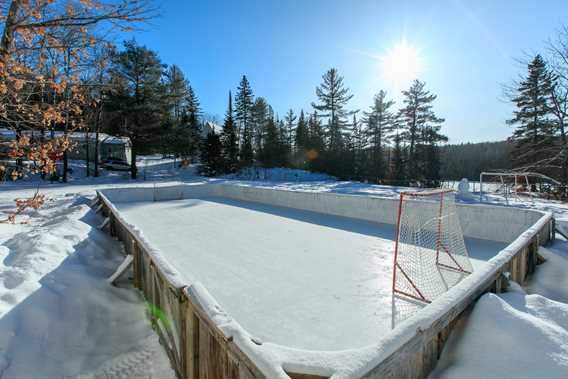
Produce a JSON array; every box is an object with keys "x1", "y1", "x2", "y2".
[
  {"x1": 286, "y1": 374, "x2": 329, "y2": 379},
  {"x1": 107, "y1": 254, "x2": 133, "y2": 285},
  {"x1": 556, "y1": 225, "x2": 568, "y2": 240}
]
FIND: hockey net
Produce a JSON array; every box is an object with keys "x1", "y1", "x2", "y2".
[{"x1": 392, "y1": 189, "x2": 473, "y2": 303}]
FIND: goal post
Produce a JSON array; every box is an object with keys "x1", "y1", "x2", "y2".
[{"x1": 392, "y1": 189, "x2": 473, "y2": 303}]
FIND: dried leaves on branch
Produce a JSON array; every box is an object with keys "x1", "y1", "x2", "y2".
[{"x1": 0, "y1": 0, "x2": 154, "y2": 222}]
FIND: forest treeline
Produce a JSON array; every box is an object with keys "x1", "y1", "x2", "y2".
[{"x1": 439, "y1": 141, "x2": 512, "y2": 180}]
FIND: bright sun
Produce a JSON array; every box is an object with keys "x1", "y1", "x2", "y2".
[{"x1": 381, "y1": 44, "x2": 421, "y2": 87}]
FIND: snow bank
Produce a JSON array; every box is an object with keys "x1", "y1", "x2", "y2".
[
  {"x1": 430, "y1": 287, "x2": 568, "y2": 379},
  {"x1": 525, "y1": 244, "x2": 568, "y2": 304},
  {"x1": 0, "y1": 194, "x2": 174, "y2": 378}
]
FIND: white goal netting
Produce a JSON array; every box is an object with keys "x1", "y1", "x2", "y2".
[{"x1": 393, "y1": 189, "x2": 473, "y2": 303}]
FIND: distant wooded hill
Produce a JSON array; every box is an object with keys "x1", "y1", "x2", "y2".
[{"x1": 440, "y1": 140, "x2": 513, "y2": 180}]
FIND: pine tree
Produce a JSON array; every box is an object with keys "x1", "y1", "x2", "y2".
[
  {"x1": 508, "y1": 55, "x2": 555, "y2": 172},
  {"x1": 311, "y1": 68, "x2": 355, "y2": 151},
  {"x1": 221, "y1": 91, "x2": 238, "y2": 173},
  {"x1": 107, "y1": 40, "x2": 168, "y2": 179},
  {"x1": 311, "y1": 68, "x2": 355, "y2": 176},
  {"x1": 399, "y1": 80, "x2": 445, "y2": 183},
  {"x1": 165, "y1": 65, "x2": 188, "y2": 122},
  {"x1": 363, "y1": 90, "x2": 396, "y2": 181},
  {"x1": 235, "y1": 75, "x2": 254, "y2": 166}
]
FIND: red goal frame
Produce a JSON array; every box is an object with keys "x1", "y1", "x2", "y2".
[{"x1": 392, "y1": 189, "x2": 471, "y2": 303}]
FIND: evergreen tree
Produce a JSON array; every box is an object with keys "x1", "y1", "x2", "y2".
[
  {"x1": 399, "y1": 80, "x2": 445, "y2": 183},
  {"x1": 277, "y1": 118, "x2": 288, "y2": 165},
  {"x1": 235, "y1": 75, "x2": 254, "y2": 166},
  {"x1": 200, "y1": 131, "x2": 223, "y2": 176},
  {"x1": 363, "y1": 90, "x2": 396, "y2": 181},
  {"x1": 508, "y1": 55, "x2": 555, "y2": 172},
  {"x1": 259, "y1": 115, "x2": 283, "y2": 167},
  {"x1": 311, "y1": 68, "x2": 355, "y2": 176},
  {"x1": 306, "y1": 111, "x2": 326, "y2": 172},
  {"x1": 293, "y1": 110, "x2": 309, "y2": 167},
  {"x1": 295, "y1": 110, "x2": 309, "y2": 152},
  {"x1": 221, "y1": 91, "x2": 238, "y2": 173},
  {"x1": 284, "y1": 109, "x2": 297, "y2": 154},
  {"x1": 165, "y1": 65, "x2": 188, "y2": 122},
  {"x1": 107, "y1": 40, "x2": 168, "y2": 179},
  {"x1": 350, "y1": 114, "x2": 366, "y2": 179},
  {"x1": 185, "y1": 85, "x2": 203, "y2": 158},
  {"x1": 252, "y1": 97, "x2": 270, "y2": 159},
  {"x1": 390, "y1": 127, "x2": 406, "y2": 183}
]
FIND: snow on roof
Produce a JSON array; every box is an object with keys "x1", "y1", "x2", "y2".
[{"x1": 202, "y1": 121, "x2": 223, "y2": 136}]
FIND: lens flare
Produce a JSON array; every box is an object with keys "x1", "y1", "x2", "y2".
[{"x1": 381, "y1": 44, "x2": 422, "y2": 87}]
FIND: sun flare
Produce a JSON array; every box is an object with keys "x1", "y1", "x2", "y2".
[{"x1": 381, "y1": 44, "x2": 422, "y2": 87}]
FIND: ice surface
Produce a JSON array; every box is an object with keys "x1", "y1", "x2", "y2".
[{"x1": 114, "y1": 196, "x2": 505, "y2": 351}]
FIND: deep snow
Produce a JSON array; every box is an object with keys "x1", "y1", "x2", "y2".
[
  {"x1": 0, "y1": 191, "x2": 174, "y2": 378},
  {"x1": 429, "y1": 284, "x2": 568, "y2": 379}
]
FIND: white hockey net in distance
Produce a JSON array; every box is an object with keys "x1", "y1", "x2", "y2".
[{"x1": 393, "y1": 189, "x2": 473, "y2": 304}]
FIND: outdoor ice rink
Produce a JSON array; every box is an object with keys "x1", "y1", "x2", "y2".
[{"x1": 114, "y1": 197, "x2": 507, "y2": 351}]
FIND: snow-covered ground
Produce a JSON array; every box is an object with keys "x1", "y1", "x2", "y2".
[
  {"x1": 1, "y1": 162, "x2": 568, "y2": 378},
  {"x1": 0, "y1": 188, "x2": 175, "y2": 378}
]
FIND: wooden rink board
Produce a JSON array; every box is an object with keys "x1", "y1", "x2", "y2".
[{"x1": 96, "y1": 190, "x2": 554, "y2": 379}]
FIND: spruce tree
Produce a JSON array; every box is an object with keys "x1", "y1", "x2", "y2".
[
  {"x1": 294, "y1": 110, "x2": 309, "y2": 167},
  {"x1": 185, "y1": 85, "x2": 202, "y2": 158},
  {"x1": 351, "y1": 114, "x2": 366, "y2": 179},
  {"x1": 306, "y1": 111, "x2": 326, "y2": 172},
  {"x1": 259, "y1": 115, "x2": 282, "y2": 167},
  {"x1": 390, "y1": 127, "x2": 406, "y2": 183},
  {"x1": 235, "y1": 75, "x2": 254, "y2": 166},
  {"x1": 284, "y1": 109, "x2": 297, "y2": 154},
  {"x1": 200, "y1": 131, "x2": 223, "y2": 176},
  {"x1": 295, "y1": 110, "x2": 308, "y2": 152},
  {"x1": 363, "y1": 90, "x2": 396, "y2": 181},
  {"x1": 252, "y1": 97, "x2": 269, "y2": 160},
  {"x1": 508, "y1": 55, "x2": 555, "y2": 172},
  {"x1": 221, "y1": 91, "x2": 238, "y2": 173}
]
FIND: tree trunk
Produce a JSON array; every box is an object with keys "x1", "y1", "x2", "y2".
[
  {"x1": 131, "y1": 146, "x2": 137, "y2": 179},
  {"x1": 85, "y1": 127, "x2": 90, "y2": 177},
  {"x1": 94, "y1": 107, "x2": 101, "y2": 177},
  {"x1": 0, "y1": 1, "x2": 21, "y2": 64}
]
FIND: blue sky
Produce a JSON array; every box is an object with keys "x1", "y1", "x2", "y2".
[{"x1": 134, "y1": 0, "x2": 568, "y2": 143}]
